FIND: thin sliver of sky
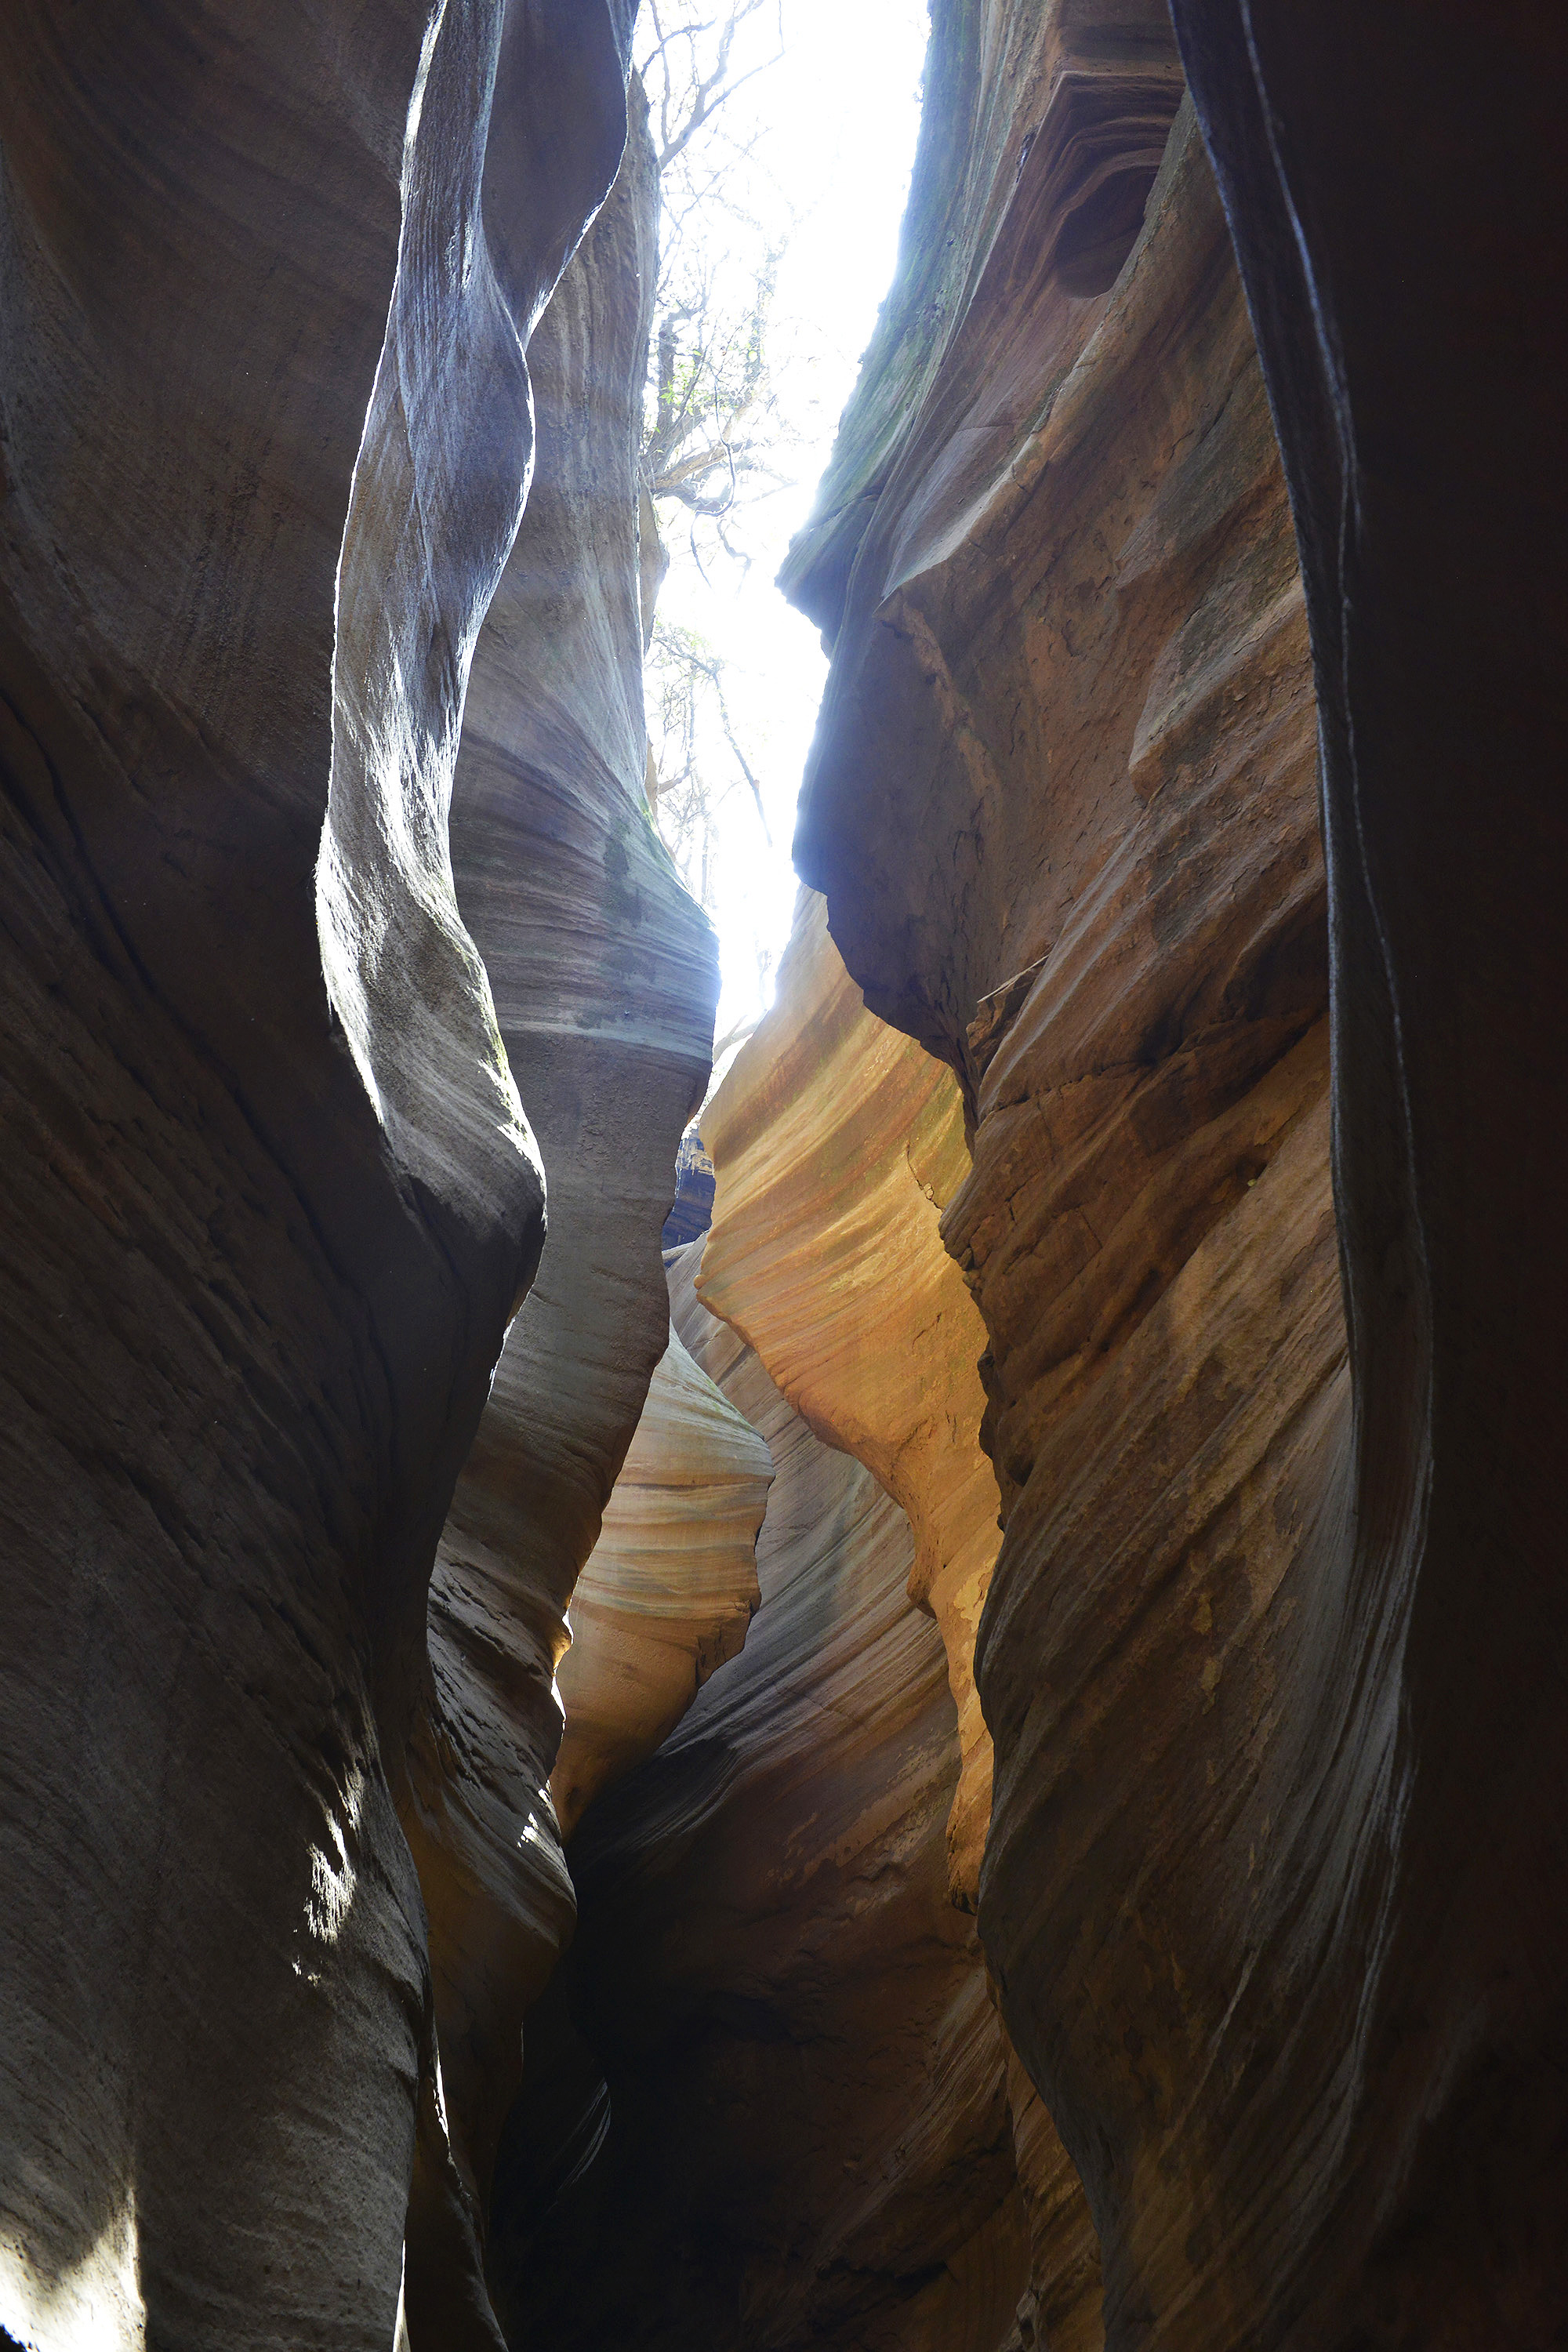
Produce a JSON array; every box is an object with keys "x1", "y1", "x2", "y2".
[{"x1": 648, "y1": 0, "x2": 931, "y2": 1061}]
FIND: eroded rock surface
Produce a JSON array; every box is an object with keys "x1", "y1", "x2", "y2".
[
  {"x1": 696, "y1": 888, "x2": 999, "y2": 1904},
  {"x1": 1156, "y1": 8, "x2": 1568, "y2": 2342},
  {"x1": 490, "y1": 1239, "x2": 1026, "y2": 2351},
  {"x1": 5, "y1": 0, "x2": 1560, "y2": 2343},
  {"x1": 551, "y1": 1321, "x2": 772, "y2": 1839},
  {"x1": 0, "y1": 3, "x2": 644, "y2": 2343},
  {"x1": 782, "y1": 0, "x2": 1566, "y2": 2343},
  {"x1": 396, "y1": 78, "x2": 717, "y2": 2285},
  {"x1": 693, "y1": 889, "x2": 1107, "y2": 2350},
  {"x1": 786, "y1": 0, "x2": 1330, "y2": 2341}
]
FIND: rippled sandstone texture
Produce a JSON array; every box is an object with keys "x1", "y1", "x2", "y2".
[
  {"x1": 0, "y1": 3, "x2": 652, "y2": 2344},
  {"x1": 697, "y1": 887, "x2": 999, "y2": 1905},
  {"x1": 1159, "y1": 9, "x2": 1567, "y2": 2340},
  {"x1": 490, "y1": 1235, "x2": 1029, "y2": 2352},
  {"x1": 693, "y1": 888, "x2": 1102, "y2": 2352},
  {"x1": 396, "y1": 81, "x2": 717, "y2": 2306},
  {"x1": 551, "y1": 1321, "x2": 772, "y2": 1839},
  {"x1": 786, "y1": 0, "x2": 1566, "y2": 2344}
]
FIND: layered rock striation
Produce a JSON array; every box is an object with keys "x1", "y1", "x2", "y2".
[
  {"x1": 691, "y1": 888, "x2": 1105, "y2": 2350},
  {"x1": 490, "y1": 1236, "x2": 1027, "y2": 2352},
  {"x1": 787, "y1": 12, "x2": 1331, "y2": 2336},
  {"x1": 0, "y1": 5, "x2": 701, "y2": 2346},
  {"x1": 1156, "y1": 8, "x2": 1568, "y2": 2339},
  {"x1": 780, "y1": 0, "x2": 1566, "y2": 2343},
  {"x1": 397, "y1": 78, "x2": 717, "y2": 2307},
  {"x1": 696, "y1": 889, "x2": 1000, "y2": 1904},
  {"x1": 551, "y1": 1321, "x2": 772, "y2": 1840},
  {"x1": 4, "y1": 0, "x2": 1561, "y2": 2344}
]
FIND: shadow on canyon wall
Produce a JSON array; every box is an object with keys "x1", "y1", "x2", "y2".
[{"x1": 2, "y1": 2, "x2": 1563, "y2": 2350}]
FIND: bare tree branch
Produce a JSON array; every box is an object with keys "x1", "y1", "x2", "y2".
[{"x1": 638, "y1": 1, "x2": 797, "y2": 917}]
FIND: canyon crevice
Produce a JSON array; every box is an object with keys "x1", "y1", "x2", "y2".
[
  {"x1": 1, "y1": 4, "x2": 663, "y2": 2344},
  {"x1": 2, "y1": 2, "x2": 1563, "y2": 2349}
]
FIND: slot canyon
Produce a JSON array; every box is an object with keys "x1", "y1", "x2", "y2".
[{"x1": 1, "y1": 2, "x2": 1563, "y2": 2348}]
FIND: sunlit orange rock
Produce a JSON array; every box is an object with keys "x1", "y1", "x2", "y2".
[
  {"x1": 489, "y1": 1238, "x2": 1029, "y2": 2351},
  {"x1": 699, "y1": 889, "x2": 1000, "y2": 1906},
  {"x1": 779, "y1": 0, "x2": 1568, "y2": 2336},
  {"x1": 551, "y1": 1323, "x2": 771, "y2": 1838}
]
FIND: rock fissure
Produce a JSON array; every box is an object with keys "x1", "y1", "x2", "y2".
[{"x1": 3, "y1": 2, "x2": 1563, "y2": 2348}]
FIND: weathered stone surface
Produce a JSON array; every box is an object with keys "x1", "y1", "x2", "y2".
[
  {"x1": 6, "y1": 0, "x2": 1559, "y2": 2342},
  {"x1": 789, "y1": 24, "x2": 1332, "y2": 2345},
  {"x1": 396, "y1": 77, "x2": 717, "y2": 2277},
  {"x1": 1153, "y1": 8, "x2": 1568, "y2": 2343},
  {"x1": 786, "y1": 0, "x2": 1327, "y2": 2338},
  {"x1": 697, "y1": 887, "x2": 999, "y2": 1905},
  {"x1": 490, "y1": 1239, "x2": 1026, "y2": 2351},
  {"x1": 692, "y1": 889, "x2": 1102, "y2": 2350},
  {"x1": 0, "y1": 3, "x2": 642, "y2": 2343},
  {"x1": 784, "y1": 0, "x2": 1567, "y2": 2343},
  {"x1": 551, "y1": 1321, "x2": 771, "y2": 1839}
]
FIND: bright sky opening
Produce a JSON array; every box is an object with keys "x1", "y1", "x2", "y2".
[{"x1": 646, "y1": 0, "x2": 931, "y2": 1069}]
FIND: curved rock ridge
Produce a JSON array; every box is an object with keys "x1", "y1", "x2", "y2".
[
  {"x1": 1160, "y1": 8, "x2": 1567, "y2": 2341},
  {"x1": 693, "y1": 885, "x2": 1102, "y2": 2349},
  {"x1": 488, "y1": 1240, "x2": 1028, "y2": 2352},
  {"x1": 397, "y1": 71, "x2": 719, "y2": 2318},
  {"x1": 783, "y1": 0, "x2": 1568, "y2": 2340},
  {"x1": 318, "y1": 0, "x2": 630, "y2": 1239},
  {"x1": 551, "y1": 1320, "x2": 773, "y2": 1840},
  {"x1": 696, "y1": 888, "x2": 999, "y2": 1907},
  {"x1": 0, "y1": 3, "x2": 641, "y2": 2345},
  {"x1": 778, "y1": 0, "x2": 1184, "y2": 664},
  {"x1": 784, "y1": 0, "x2": 1335, "y2": 2340}
]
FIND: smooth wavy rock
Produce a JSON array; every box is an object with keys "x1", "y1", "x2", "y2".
[
  {"x1": 699, "y1": 887, "x2": 1103, "y2": 2348},
  {"x1": 551, "y1": 1322, "x2": 772, "y2": 1838},
  {"x1": 694, "y1": 887, "x2": 1099, "y2": 2347},
  {"x1": 786, "y1": 0, "x2": 1568, "y2": 2339},
  {"x1": 696, "y1": 888, "x2": 999, "y2": 1906},
  {"x1": 399, "y1": 71, "x2": 718, "y2": 2296},
  {"x1": 784, "y1": 2, "x2": 1343, "y2": 2343},
  {"x1": 1156, "y1": 7, "x2": 1567, "y2": 2340},
  {"x1": 0, "y1": 3, "x2": 633, "y2": 2344},
  {"x1": 488, "y1": 1242, "x2": 1028, "y2": 2352}
]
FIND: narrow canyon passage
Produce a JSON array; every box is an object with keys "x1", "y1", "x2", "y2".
[{"x1": 1, "y1": 4, "x2": 1563, "y2": 2352}]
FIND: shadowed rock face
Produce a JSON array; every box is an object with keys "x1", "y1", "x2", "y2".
[
  {"x1": 783, "y1": 0, "x2": 1567, "y2": 2344},
  {"x1": 489, "y1": 1239, "x2": 1029, "y2": 2352},
  {"x1": 0, "y1": 2, "x2": 642, "y2": 2343},
  {"x1": 395, "y1": 82, "x2": 718, "y2": 2290},
  {"x1": 1158, "y1": 8, "x2": 1568, "y2": 2342}
]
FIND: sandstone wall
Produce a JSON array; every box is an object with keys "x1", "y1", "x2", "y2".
[
  {"x1": 4, "y1": 0, "x2": 1560, "y2": 2343},
  {"x1": 551, "y1": 1321, "x2": 772, "y2": 1838},
  {"x1": 788, "y1": 22, "x2": 1334, "y2": 2341},
  {"x1": 780, "y1": 0, "x2": 1566, "y2": 2343},
  {"x1": 692, "y1": 890, "x2": 1110, "y2": 2350},
  {"x1": 396, "y1": 82, "x2": 719, "y2": 2295},
  {"x1": 696, "y1": 887, "x2": 998, "y2": 1904},
  {"x1": 1161, "y1": 8, "x2": 1568, "y2": 2339},
  {"x1": 0, "y1": 6, "x2": 688, "y2": 2345},
  {"x1": 490, "y1": 1240, "x2": 1027, "y2": 2351}
]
